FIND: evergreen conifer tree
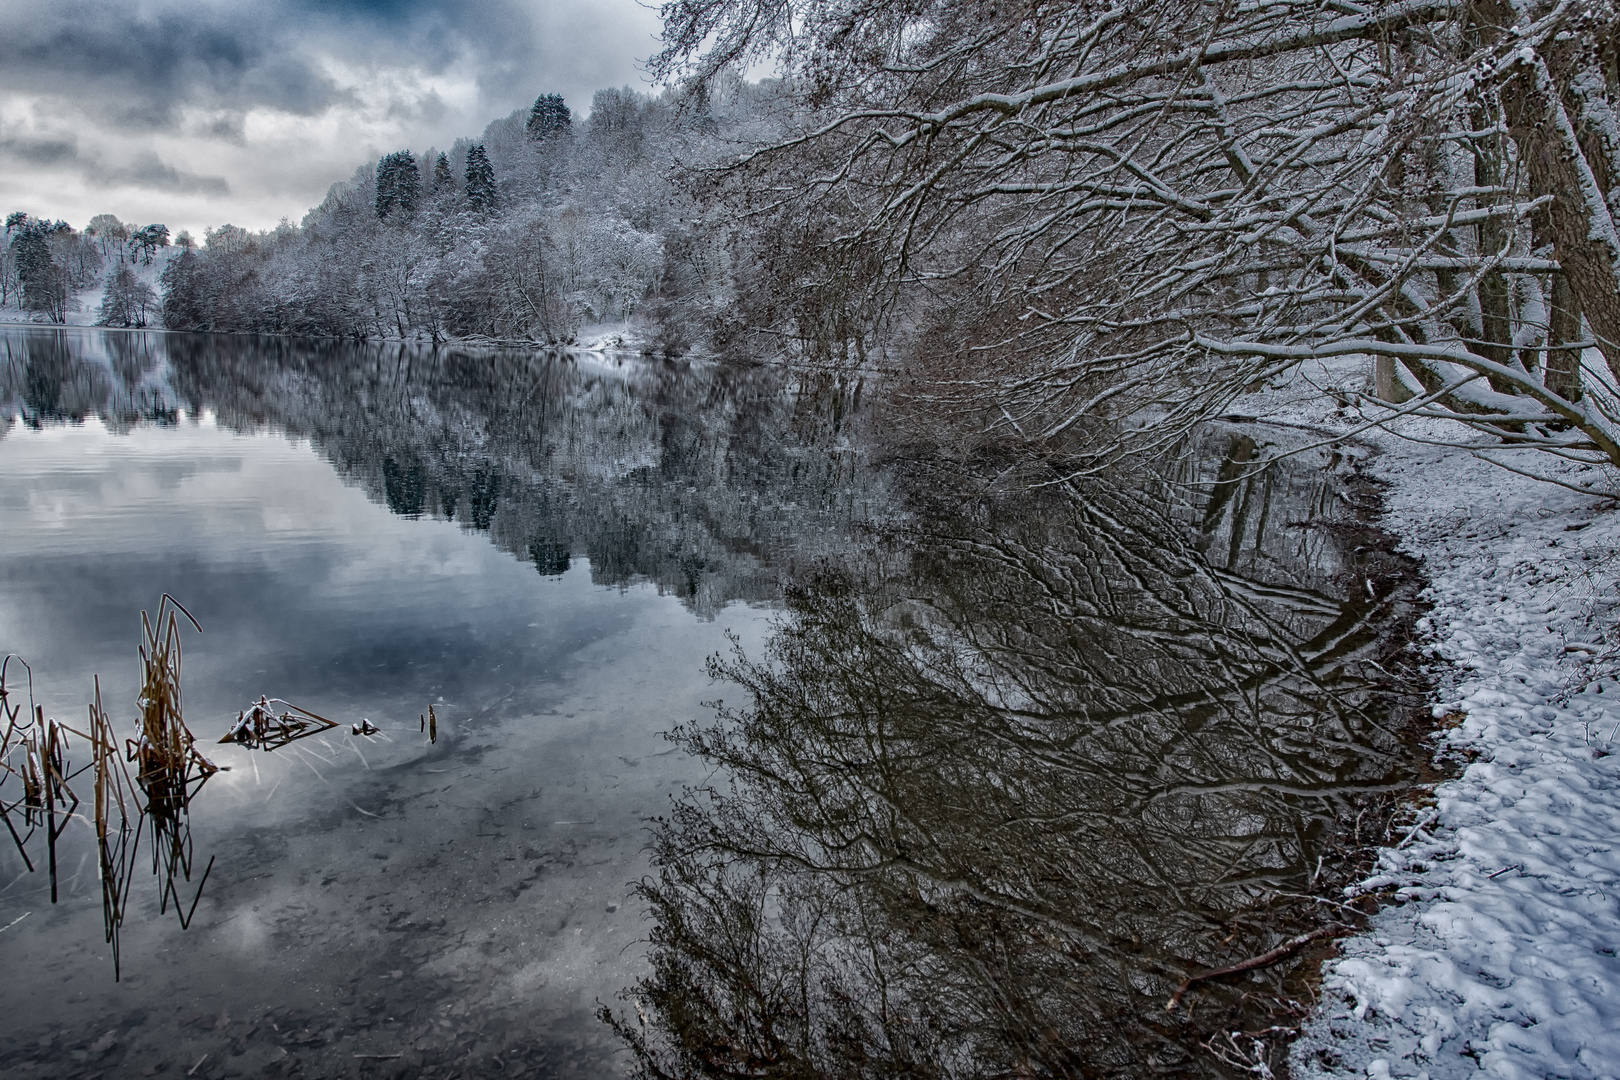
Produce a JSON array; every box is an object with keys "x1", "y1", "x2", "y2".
[
  {"x1": 375, "y1": 154, "x2": 397, "y2": 218},
  {"x1": 464, "y1": 145, "x2": 497, "y2": 215},
  {"x1": 525, "y1": 94, "x2": 571, "y2": 140},
  {"x1": 432, "y1": 152, "x2": 454, "y2": 195},
  {"x1": 375, "y1": 151, "x2": 422, "y2": 219},
  {"x1": 11, "y1": 223, "x2": 51, "y2": 284}
]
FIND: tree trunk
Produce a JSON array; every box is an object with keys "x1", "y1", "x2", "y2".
[
  {"x1": 1471, "y1": 108, "x2": 1520, "y2": 390},
  {"x1": 1545, "y1": 270, "x2": 1585, "y2": 401},
  {"x1": 1374, "y1": 355, "x2": 1414, "y2": 403},
  {"x1": 1474, "y1": 0, "x2": 1620, "y2": 382}
]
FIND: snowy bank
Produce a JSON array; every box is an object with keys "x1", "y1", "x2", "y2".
[{"x1": 1277, "y1": 368, "x2": 1620, "y2": 1079}]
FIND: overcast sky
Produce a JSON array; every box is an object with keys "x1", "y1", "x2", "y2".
[{"x1": 0, "y1": 0, "x2": 663, "y2": 238}]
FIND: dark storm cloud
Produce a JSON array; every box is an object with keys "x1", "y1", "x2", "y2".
[
  {"x1": 0, "y1": 133, "x2": 78, "y2": 166},
  {"x1": 0, "y1": 0, "x2": 626, "y2": 132},
  {"x1": 0, "y1": 5, "x2": 343, "y2": 131},
  {"x1": 97, "y1": 152, "x2": 231, "y2": 196},
  {"x1": 0, "y1": 124, "x2": 229, "y2": 195}
]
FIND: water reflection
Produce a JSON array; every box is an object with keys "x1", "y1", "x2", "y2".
[
  {"x1": 609, "y1": 454, "x2": 1421, "y2": 1078},
  {"x1": 2, "y1": 327, "x2": 872, "y2": 617},
  {"x1": 0, "y1": 328, "x2": 866, "y2": 1079},
  {"x1": 157, "y1": 331, "x2": 872, "y2": 615},
  {"x1": 0, "y1": 329, "x2": 1421, "y2": 1079}
]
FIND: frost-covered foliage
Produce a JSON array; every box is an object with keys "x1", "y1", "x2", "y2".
[
  {"x1": 526, "y1": 93, "x2": 571, "y2": 140},
  {"x1": 1, "y1": 213, "x2": 103, "y2": 323},
  {"x1": 651, "y1": 0, "x2": 1620, "y2": 479},
  {"x1": 374, "y1": 151, "x2": 423, "y2": 220},
  {"x1": 157, "y1": 85, "x2": 786, "y2": 348},
  {"x1": 114, "y1": 0, "x2": 1620, "y2": 481},
  {"x1": 97, "y1": 263, "x2": 158, "y2": 327}
]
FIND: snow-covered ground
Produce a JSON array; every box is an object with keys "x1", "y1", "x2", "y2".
[
  {"x1": 572, "y1": 320, "x2": 643, "y2": 353},
  {"x1": 0, "y1": 285, "x2": 102, "y2": 326},
  {"x1": 1274, "y1": 362, "x2": 1620, "y2": 1079}
]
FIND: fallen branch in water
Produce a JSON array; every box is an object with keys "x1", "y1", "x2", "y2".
[
  {"x1": 1166, "y1": 925, "x2": 1343, "y2": 1011},
  {"x1": 221, "y1": 696, "x2": 339, "y2": 750}
]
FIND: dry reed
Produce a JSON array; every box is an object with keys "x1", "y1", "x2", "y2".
[{"x1": 1, "y1": 595, "x2": 391, "y2": 980}]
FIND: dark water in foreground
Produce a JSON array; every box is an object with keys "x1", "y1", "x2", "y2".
[{"x1": 0, "y1": 329, "x2": 1421, "y2": 1079}]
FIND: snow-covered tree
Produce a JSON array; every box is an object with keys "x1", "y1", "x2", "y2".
[
  {"x1": 463, "y1": 144, "x2": 497, "y2": 215},
  {"x1": 649, "y1": 0, "x2": 1620, "y2": 482},
  {"x1": 130, "y1": 224, "x2": 169, "y2": 265},
  {"x1": 149, "y1": 82, "x2": 759, "y2": 348},
  {"x1": 375, "y1": 151, "x2": 423, "y2": 220},
  {"x1": 431, "y1": 152, "x2": 454, "y2": 196},
  {"x1": 204, "y1": 224, "x2": 253, "y2": 255},
  {"x1": 98, "y1": 263, "x2": 158, "y2": 327},
  {"x1": 9, "y1": 220, "x2": 75, "y2": 321},
  {"x1": 579, "y1": 217, "x2": 662, "y2": 321},
  {"x1": 86, "y1": 214, "x2": 130, "y2": 263},
  {"x1": 526, "y1": 94, "x2": 571, "y2": 140}
]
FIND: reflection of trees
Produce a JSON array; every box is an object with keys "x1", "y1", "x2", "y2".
[
  {"x1": 382, "y1": 457, "x2": 428, "y2": 518},
  {"x1": 0, "y1": 330, "x2": 174, "y2": 431},
  {"x1": 0, "y1": 329, "x2": 872, "y2": 615},
  {"x1": 156, "y1": 333, "x2": 871, "y2": 613},
  {"x1": 610, "y1": 466, "x2": 1418, "y2": 1078}
]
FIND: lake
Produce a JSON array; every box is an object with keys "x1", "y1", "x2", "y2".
[{"x1": 0, "y1": 328, "x2": 1423, "y2": 1079}]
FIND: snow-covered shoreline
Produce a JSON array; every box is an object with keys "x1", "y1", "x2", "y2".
[{"x1": 1275, "y1": 367, "x2": 1620, "y2": 1079}]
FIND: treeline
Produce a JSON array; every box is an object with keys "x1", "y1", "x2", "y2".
[{"x1": 156, "y1": 82, "x2": 784, "y2": 351}]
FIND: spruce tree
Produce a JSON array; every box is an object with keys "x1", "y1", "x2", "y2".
[
  {"x1": 11, "y1": 223, "x2": 51, "y2": 284},
  {"x1": 397, "y1": 153, "x2": 421, "y2": 214},
  {"x1": 525, "y1": 94, "x2": 571, "y2": 140},
  {"x1": 432, "y1": 152, "x2": 453, "y2": 195},
  {"x1": 375, "y1": 153, "x2": 397, "y2": 218},
  {"x1": 375, "y1": 151, "x2": 422, "y2": 219},
  {"x1": 464, "y1": 145, "x2": 497, "y2": 215}
]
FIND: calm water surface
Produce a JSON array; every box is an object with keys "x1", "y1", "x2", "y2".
[{"x1": 0, "y1": 329, "x2": 1421, "y2": 1079}]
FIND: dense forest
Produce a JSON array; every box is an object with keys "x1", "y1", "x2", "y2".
[
  {"x1": 149, "y1": 84, "x2": 766, "y2": 352},
  {"x1": 0, "y1": 79, "x2": 784, "y2": 353},
  {"x1": 5, "y1": 0, "x2": 1620, "y2": 481}
]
